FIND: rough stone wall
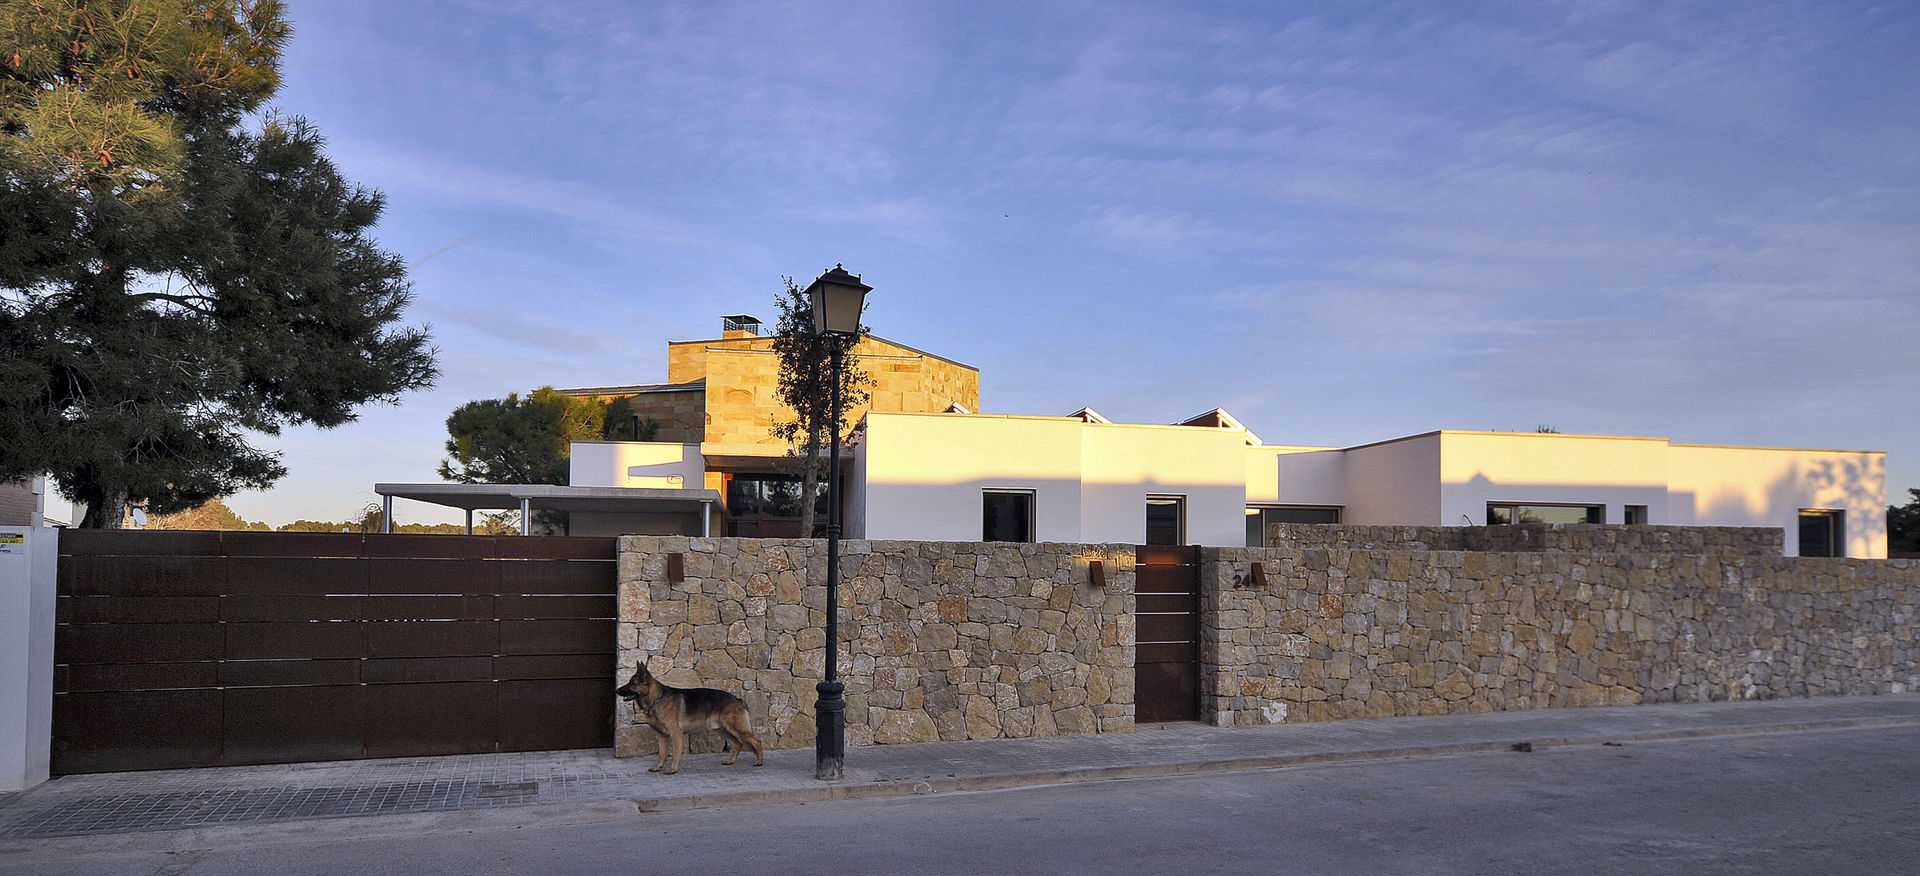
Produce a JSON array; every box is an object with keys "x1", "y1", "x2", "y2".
[
  {"x1": 616, "y1": 537, "x2": 1135, "y2": 757},
  {"x1": 1269, "y1": 523, "x2": 1784, "y2": 556},
  {"x1": 659, "y1": 335, "x2": 981, "y2": 448},
  {"x1": 1203, "y1": 544, "x2": 1920, "y2": 726},
  {"x1": 617, "y1": 388, "x2": 705, "y2": 444}
]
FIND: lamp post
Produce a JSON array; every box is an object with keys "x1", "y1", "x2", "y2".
[{"x1": 804, "y1": 264, "x2": 869, "y2": 781}]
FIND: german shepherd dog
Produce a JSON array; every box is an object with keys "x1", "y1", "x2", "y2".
[{"x1": 615, "y1": 663, "x2": 766, "y2": 774}]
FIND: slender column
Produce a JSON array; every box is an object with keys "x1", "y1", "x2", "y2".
[
  {"x1": 815, "y1": 342, "x2": 846, "y2": 780},
  {"x1": 381, "y1": 496, "x2": 393, "y2": 534},
  {"x1": 464, "y1": 508, "x2": 473, "y2": 535},
  {"x1": 520, "y1": 498, "x2": 531, "y2": 536}
]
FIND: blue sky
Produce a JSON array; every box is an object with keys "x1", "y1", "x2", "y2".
[{"x1": 176, "y1": 0, "x2": 1918, "y2": 527}]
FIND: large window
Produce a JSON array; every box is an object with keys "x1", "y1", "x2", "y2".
[
  {"x1": 725, "y1": 474, "x2": 828, "y2": 537},
  {"x1": 1146, "y1": 496, "x2": 1186, "y2": 546},
  {"x1": 982, "y1": 490, "x2": 1035, "y2": 543},
  {"x1": 1486, "y1": 503, "x2": 1603, "y2": 525},
  {"x1": 1798, "y1": 510, "x2": 1844, "y2": 557},
  {"x1": 1245, "y1": 506, "x2": 1341, "y2": 546}
]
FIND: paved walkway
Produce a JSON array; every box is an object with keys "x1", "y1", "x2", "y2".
[{"x1": 3, "y1": 694, "x2": 1917, "y2": 844}]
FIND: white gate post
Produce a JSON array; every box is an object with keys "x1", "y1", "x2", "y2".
[{"x1": 0, "y1": 526, "x2": 57, "y2": 791}]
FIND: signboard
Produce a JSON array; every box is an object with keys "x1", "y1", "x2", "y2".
[{"x1": 0, "y1": 531, "x2": 23, "y2": 554}]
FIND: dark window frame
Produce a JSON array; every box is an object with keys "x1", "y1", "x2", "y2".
[
  {"x1": 982, "y1": 489, "x2": 1036, "y2": 543},
  {"x1": 1798, "y1": 509, "x2": 1844, "y2": 558},
  {"x1": 1245, "y1": 505, "x2": 1342, "y2": 546},
  {"x1": 1486, "y1": 503, "x2": 1604, "y2": 525},
  {"x1": 1146, "y1": 495, "x2": 1186, "y2": 546}
]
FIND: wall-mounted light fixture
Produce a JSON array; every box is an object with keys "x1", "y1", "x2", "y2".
[
  {"x1": 1088, "y1": 559, "x2": 1106, "y2": 588},
  {"x1": 1250, "y1": 562, "x2": 1267, "y2": 588},
  {"x1": 667, "y1": 552, "x2": 685, "y2": 583}
]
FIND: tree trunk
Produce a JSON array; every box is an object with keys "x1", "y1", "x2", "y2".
[
  {"x1": 798, "y1": 428, "x2": 822, "y2": 537},
  {"x1": 79, "y1": 490, "x2": 129, "y2": 529}
]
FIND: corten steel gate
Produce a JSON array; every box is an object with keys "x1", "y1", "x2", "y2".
[
  {"x1": 1134, "y1": 544, "x2": 1201, "y2": 723},
  {"x1": 53, "y1": 531, "x2": 618, "y2": 774}
]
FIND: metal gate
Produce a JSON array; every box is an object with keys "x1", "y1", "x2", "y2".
[
  {"x1": 1134, "y1": 544, "x2": 1201, "y2": 723},
  {"x1": 54, "y1": 531, "x2": 618, "y2": 774}
]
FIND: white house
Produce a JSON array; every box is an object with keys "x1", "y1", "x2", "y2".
[{"x1": 565, "y1": 408, "x2": 1886, "y2": 559}]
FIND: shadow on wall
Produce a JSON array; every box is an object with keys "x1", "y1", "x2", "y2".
[{"x1": 1693, "y1": 455, "x2": 1884, "y2": 556}]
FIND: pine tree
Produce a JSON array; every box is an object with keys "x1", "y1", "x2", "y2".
[
  {"x1": 438, "y1": 387, "x2": 609, "y2": 486},
  {"x1": 0, "y1": 0, "x2": 437, "y2": 527}
]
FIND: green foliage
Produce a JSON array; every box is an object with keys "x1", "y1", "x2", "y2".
[
  {"x1": 1889, "y1": 488, "x2": 1920, "y2": 557},
  {"x1": 439, "y1": 387, "x2": 610, "y2": 485},
  {"x1": 0, "y1": 0, "x2": 436, "y2": 528},
  {"x1": 769, "y1": 275, "x2": 872, "y2": 535}
]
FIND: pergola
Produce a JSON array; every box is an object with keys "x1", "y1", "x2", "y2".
[{"x1": 371, "y1": 483, "x2": 719, "y2": 536}]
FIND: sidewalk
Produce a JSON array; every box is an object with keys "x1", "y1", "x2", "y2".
[{"x1": 3, "y1": 693, "x2": 1917, "y2": 846}]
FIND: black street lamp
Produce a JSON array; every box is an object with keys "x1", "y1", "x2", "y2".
[{"x1": 804, "y1": 264, "x2": 869, "y2": 781}]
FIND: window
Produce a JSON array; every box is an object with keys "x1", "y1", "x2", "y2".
[
  {"x1": 1623, "y1": 505, "x2": 1649, "y2": 525},
  {"x1": 1146, "y1": 496, "x2": 1185, "y2": 546},
  {"x1": 982, "y1": 490, "x2": 1035, "y2": 543},
  {"x1": 1798, "y1": 510, "x2": 1844, "y2": 558},
  {"x1": 1245, "y1": 506, "x2": 1341, "y2": 547},
  {"x1": 725, "y1": 474, "x2": 828, "y2": 537},
  {"x1": 1486, "y1": 503, "x2": 1603, "y2": 525}
]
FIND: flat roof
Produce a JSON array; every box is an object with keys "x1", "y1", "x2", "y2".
[{"x1": 374, "y1": 483, "x2": 719, "y2": 513}]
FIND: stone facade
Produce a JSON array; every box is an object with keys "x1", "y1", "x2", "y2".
[
  {"x1": 617, "y1": 387, "x2": 705, "y2": 445},
  {"x1": 616, "y1": 537, "x2": 1135, "y2": 758},
  {"x1": 1205, "y1": 540, "x2": 1920, "y2": 726},
  {"x1": 660, "y1": 334, "x2": 980, "y2": 446},
  {"x1": 615, "y1": 526, "x2": 1920, "y2": 757}
]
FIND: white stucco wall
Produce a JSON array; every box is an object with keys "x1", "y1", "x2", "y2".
[
  {"x1": 1668, "y1": 444, "x2": 1886, "y2": 558},
  {"x1": 1342, "y1": 434, "x2": 1442, "y2": 524},
  {"x1": 1247, "y1": 447, "x2": 1346, "y2": 508},
  {"x1": 0, "y1": 526, "x2": 56, "y2": 791},
  {"x1": 569, "y1": 441, "x2": 705, "y2": 489},
  {"x1": 1081, "y1": 423, "x2": 1250, "y2": 546},
  {"x1": 1437, "y1": 432, "x2": 1671, "y2": 526},
  {"x1": 861, "y1": 413, "x2": 1086, "y2": 542},
  {"x1": 859, "y1": 412, "x2": 1249, "y2": 545}
]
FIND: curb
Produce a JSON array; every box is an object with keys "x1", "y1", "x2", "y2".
[{"x1": 629, "y1": 713, "x2": 1920, "y2": 813}]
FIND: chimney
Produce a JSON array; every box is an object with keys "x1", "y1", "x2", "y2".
[{"x1": 720, "y1": 314, "x2": 761, "y2": 339}]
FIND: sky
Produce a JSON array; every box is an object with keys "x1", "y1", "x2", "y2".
[{"x1": 126, "y1": 0, "x2": 1919, "y2": 528}]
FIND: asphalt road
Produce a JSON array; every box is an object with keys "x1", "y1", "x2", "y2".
[{"x1": 7, "y1": 725, "x2": 1918, "y2": 875}]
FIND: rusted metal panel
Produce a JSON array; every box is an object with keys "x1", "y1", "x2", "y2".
[
  {"x1": 359, "y1": 558, "x2": 501, "y2": 594},
  {"x1": 1135, "y1": 613, "x2": 1197, "y2": 645},
  {"x1": 1134, "y1": 544, "x2": 1201, "y2": 724},
  {"x1": 499, "y1": 560, "x2": 618, "y2": 595},
  {"x1": 360, "y1": 656, "x2": 495, "y2": 684},
  {"x1": 224, "y1": 686, "x2": 366, "y2": 765},
  {"x1": 219, "y1": 658, "x2": 361, "y2": 688},
  {"x1": 52, "y1": 689, "x2": 224, "y2": 773},
  {"x1": 493, "y1": 653, "x2": 614, "y2": 681},
  {"x1": 494, "y1": 594, "x2": 615, "y2": 620},
  {"x1": 225, "y1": 556, "x2": 367, "y2": 595},
  {"x1": 500, "y1": 619, "x2": 613, "y2": 656},
  {"x1": 58, "y1": 621, "x2": 225, "y2": 664},
  {"x1": 224, "y1": 594, "x2": 365, "y2": 622},
  {"x1": 59, "y1": 529, "x2": 227, "y2": 557},
  {"x1": 499, "y1": 679, "x2": 614, "y2": 751},
  {"x1": 52, "y1": 531, "x2": 621, "y2": 773},
  {"x1": 62, "y1": 661, "x2": 220, "y2": 693},
  {"x1": 362, "y1": 682, "x2": 499, "y2": 759},
  {"x1": 62, "y1": 595, "x2": 223, "y2": 624},
  {"x1": 361, "y1": 595, "x2": 496, "y2": 621},
  {"x1": 365, "y1": 620, "x2": 500, "y2": 658},
  {"x1": 226, "y1": 622, "x2": 369, "y2": 660},
  {"x1": 60, "y1": 555, "x2": 228, "y2": 596}
]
